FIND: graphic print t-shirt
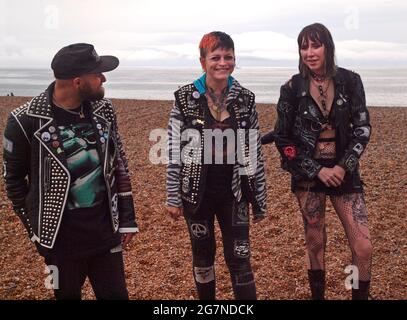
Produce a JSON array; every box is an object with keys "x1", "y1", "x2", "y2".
[{"x1": 52, "y1": 103, "x2": 120, "y2": 258}]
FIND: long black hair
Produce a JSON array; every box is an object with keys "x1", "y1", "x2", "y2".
[{"x1": 297, "y1": 23, "x2": 337, "y2": 78}]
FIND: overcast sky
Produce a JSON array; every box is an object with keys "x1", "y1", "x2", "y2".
[{"x1": 1, "y1": 0, "x2": 407, "y2": 68}]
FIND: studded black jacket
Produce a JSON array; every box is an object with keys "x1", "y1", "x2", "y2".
[
  {"x1": 2, "y1": 83, "x2": 138, "y2": 255},
  {"x1": 166, "y1": 77, "x2": 267, "y2": 218},
  {"x1": 273, "y1": 67, "x2": 371, "y2": 185}
]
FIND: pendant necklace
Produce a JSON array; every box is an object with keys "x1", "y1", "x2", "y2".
[{"x1": 53, "y1": 95, "x2": 85, "y2": 118}]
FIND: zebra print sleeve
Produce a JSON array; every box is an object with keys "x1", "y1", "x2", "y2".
[
  {"x1": 166, "y1": 100, "x2": 184, "y2": 207},
  {"x1": 249, "y1": 101, "x2": 267, "y2": 216}
]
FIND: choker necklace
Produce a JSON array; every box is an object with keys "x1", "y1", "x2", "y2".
[
  {"x1": 310, "y1": 71, "x2": 327, "y2": 83},
  {"x1": 207, "y1": 86, "x2": 228, "y2": 121},
  {"x1": 53, "y1": 95, "x2": 85, "y2": 118}
]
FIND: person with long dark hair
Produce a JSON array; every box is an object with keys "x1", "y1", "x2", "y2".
[{"x1": 272, "y1": 23, "x2": 373, "y2": 300}]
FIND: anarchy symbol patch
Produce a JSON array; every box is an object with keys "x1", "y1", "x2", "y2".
[{"x1": 190, "y1": 222, "x2": 209, "y2": 240}]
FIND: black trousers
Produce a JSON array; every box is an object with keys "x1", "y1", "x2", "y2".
[
  {"x1": 184, "y1": 196, "x2": 256, "y2": 300},
  {"x1": 45, "y1": 249, "x2": 129, "y2": 300}
]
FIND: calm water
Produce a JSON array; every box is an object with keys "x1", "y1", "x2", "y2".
[{"x1": 1, "y1": 67, "x2": 406, "y2": 107}]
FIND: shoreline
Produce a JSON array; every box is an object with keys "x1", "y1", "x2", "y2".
[{"x1": 0, "y1": 96, "x2": 405, "y2": 109}]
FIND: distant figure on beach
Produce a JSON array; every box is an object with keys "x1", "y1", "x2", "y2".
[
  {"x1": 2, "y1": 43, "x2": 138, "y2": 300},
  {"x1": 166, "y1": 31, "x2": 267, "y2": 300},
  {"x1": 270, "y1": 23, "x2": 373, "y2": 300}
]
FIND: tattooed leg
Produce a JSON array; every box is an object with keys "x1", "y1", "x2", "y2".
[
  {"x1": 330, "y1": 193, "x2": 373, "y2": 281},
  {"x1": 295, "y1": 191, "x2": 327, "y2": 270}
]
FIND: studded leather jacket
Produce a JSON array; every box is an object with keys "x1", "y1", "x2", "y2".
[
  {"x1": 273, "y1": 67, "x2": 371, "y2": 184},
  {"x1": 166, "y1": 75, "x2": 267, "y2": 218},
  {"x1": 2, "y1": 83, "x2": 138, "y2": 255}
]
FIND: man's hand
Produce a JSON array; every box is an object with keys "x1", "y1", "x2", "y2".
[
  {"x1": 121, "y1": 233, "x2": 134, "y2": 249},
  {"x1": 166, "y1": 205, "x2": 183, "y2": 221},
  {"x1": 317, "y1": 165, "x2": 346, "y2": 187}
]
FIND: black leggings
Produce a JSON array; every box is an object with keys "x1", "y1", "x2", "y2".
[{"x1": 184, "y1": 196, "x2": 256, "y2": 300}]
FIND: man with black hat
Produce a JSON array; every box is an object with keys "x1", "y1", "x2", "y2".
[{"x1": 2, "y1": 43, "x2": 138, "y2": 299}]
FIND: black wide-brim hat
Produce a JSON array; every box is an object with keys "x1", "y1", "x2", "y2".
[{"x1": 51, "y1": 43, "x2": 119, "y2": 79}]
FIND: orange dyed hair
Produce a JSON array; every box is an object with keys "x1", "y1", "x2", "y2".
[{"x1": 199, "y1": 31, "x2": 234, "y2": 58}]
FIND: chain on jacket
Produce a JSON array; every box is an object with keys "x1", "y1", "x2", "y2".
[
  {"x1": 273, "y1": 67, "x2": 371, "y2": 182},
  {"x1": 166, "y1": 77, "x2": 267, "y2": 217},
  {"x1": 2, "y1": 83, "x2": 138, "y2": 252}
]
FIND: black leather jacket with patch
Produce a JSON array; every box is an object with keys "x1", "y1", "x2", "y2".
[
  {"x1": 273, "y1": 67, "x2": 371, "y2": 184},
  {"x1": 2, "y1": 83, "x2": 138, "y2": 255}
]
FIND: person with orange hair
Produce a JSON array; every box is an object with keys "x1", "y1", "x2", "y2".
[{"x1": 166, "y1": 31, "x2": 267, "y2": 300}]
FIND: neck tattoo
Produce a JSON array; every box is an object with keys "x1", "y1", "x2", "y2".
[{"x1": 207, "y1": 86, "x2": 229, "y2": 121}]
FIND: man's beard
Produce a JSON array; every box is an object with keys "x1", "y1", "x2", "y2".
[{"x1": 79, "y1": 81, "x2": 105, "y2": 101}]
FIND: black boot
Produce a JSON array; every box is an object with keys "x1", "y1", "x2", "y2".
[
  {"x1": 196, "y1": 280, "x2": 216, "y2": 300},
  {"x1": 352, "y1": 280, "x2": 370, "y2": 300},
  {"x1": 232, "y1": 279, "x2": 257, "y2": 300},
  {"x1": 307, "y1": 269, "x2": 325, "y2": 300}
]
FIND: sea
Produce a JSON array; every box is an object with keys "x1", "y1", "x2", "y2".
[{"x1": 1, "y1": 67, "x2": 406, "y2": 107}]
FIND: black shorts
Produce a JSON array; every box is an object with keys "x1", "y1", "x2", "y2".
[{"x1": 292, "y1": 158, "x2": 364, "y2": 195}]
